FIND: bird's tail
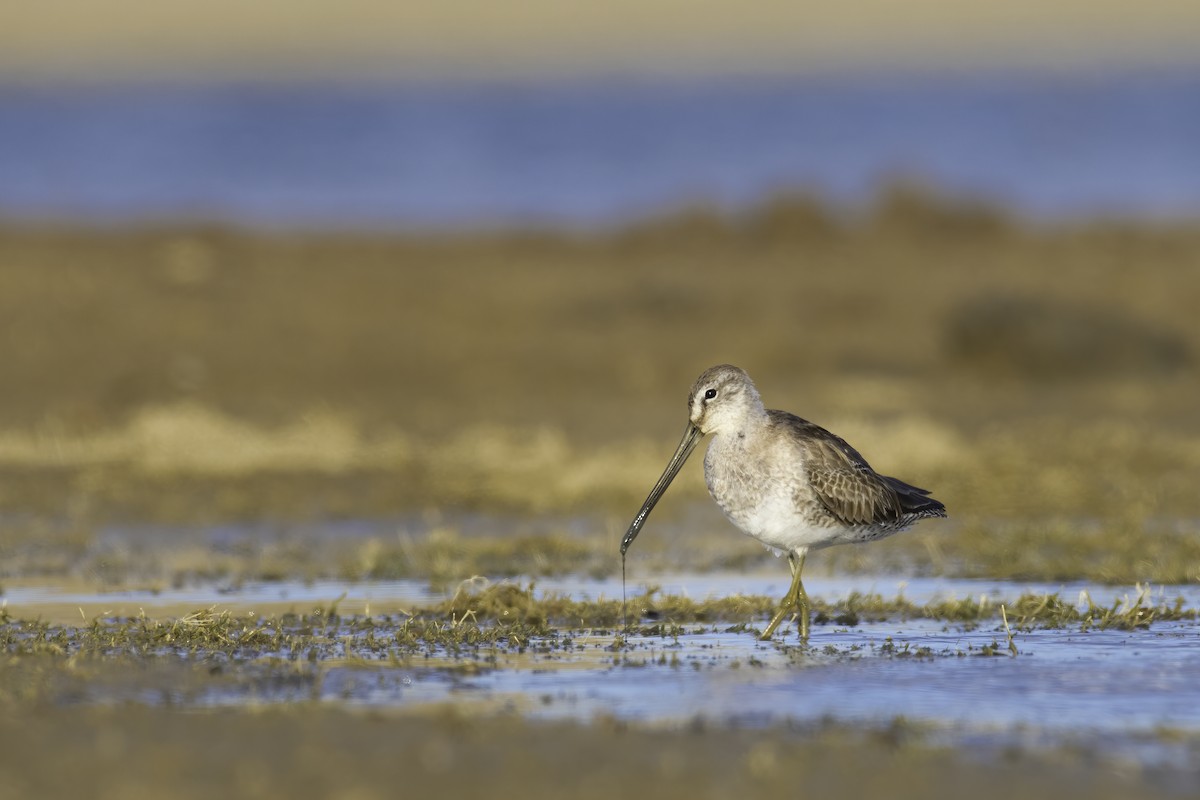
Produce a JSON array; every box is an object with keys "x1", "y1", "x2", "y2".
[{"x1": 884, "y1": 476, "x2": 948, "y2": 518}]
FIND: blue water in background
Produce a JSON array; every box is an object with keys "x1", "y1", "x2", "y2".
[{"x1": 0, "y1": 72, "x2": 1197, "y2": 228}]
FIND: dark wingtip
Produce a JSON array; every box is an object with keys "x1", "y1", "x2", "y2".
[{"x1": 884, "y1": 475, "x2": 947, "y2": 519}]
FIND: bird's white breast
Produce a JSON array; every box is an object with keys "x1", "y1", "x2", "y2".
[{"x1": 703, "y1": 431, "x2": 835, "y2": 553}]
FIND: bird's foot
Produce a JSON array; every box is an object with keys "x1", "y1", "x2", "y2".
[{"x1": 760, "y1": 600, "x2": 804, "y2": 641}]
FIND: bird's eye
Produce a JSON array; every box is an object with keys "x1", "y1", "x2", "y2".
[{"x1": 704, "y1": 388, "x2": 717, "y2": 400}]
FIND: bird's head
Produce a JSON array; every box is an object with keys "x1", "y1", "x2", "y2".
[{"x1": 688, "y1": 364, "x2": 765, "y2": 435}]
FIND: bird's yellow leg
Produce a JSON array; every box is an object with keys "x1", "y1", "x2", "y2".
[
  {"x1": 795, "y1": 559, "x2": 810, "y2": 640},
  {"x1": 760, "y1": 550, "x2": 808, "y2": 641}
]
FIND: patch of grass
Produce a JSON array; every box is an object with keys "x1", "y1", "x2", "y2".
[
  {"x1": 433, "y1": 582, "x2": 779, "y2": 629},
  {"x1": 432, "y1": 583, "x2": 1198, "y2": 634},
  {"x1": 5, "y1": 583, "x2": 1187, "y2": 672}
]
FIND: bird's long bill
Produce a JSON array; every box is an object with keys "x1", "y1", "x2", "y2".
[{"x1": 620, "y1": 422, "x2": 703, "y2": 555}]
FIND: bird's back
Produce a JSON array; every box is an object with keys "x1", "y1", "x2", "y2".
[{"x1": 767, "y1": 410, "x2": 947, "y2": 532}]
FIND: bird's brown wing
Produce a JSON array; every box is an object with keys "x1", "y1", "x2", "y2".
[{"x1": 770, "y1": 410, "x2": 905, "y2": 526}]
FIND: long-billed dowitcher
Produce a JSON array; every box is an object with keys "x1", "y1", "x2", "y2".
[{"x1": 621, "y1": 364, "x2": 947, "y2": 640}]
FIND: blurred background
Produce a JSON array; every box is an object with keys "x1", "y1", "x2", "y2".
[
  {"x1": 1, "y1": 0, "x2": 1199, "y2": 583},
  {"x1": 6, "y1": 10, "x2": 1200, "y2": 794}
]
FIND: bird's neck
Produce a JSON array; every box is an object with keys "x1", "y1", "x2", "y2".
[{"x1": 711, "y1": 404, "x2": 769, "y2": 443}]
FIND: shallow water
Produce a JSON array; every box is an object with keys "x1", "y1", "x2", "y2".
[
  {"x1": 8, "y1": 571, "x2": 1200, "y2": 772},
  {"x1": 312, "y1": 615, "x2": 1200, "y2": 773},
  {"x1": 7, "y1": 572, "x2": 1197, "y2": 616},
  {"x1": 413, "y1": 623, "x2": 1200, "y2": 733}
]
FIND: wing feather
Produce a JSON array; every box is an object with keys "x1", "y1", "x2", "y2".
[{"x1": 769, "y1": 410, "x2": 907, "y2": 527}]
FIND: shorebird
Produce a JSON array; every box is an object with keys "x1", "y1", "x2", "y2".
[{"x1": 621, "y1": 364, "x2": 947, "y2": 640}]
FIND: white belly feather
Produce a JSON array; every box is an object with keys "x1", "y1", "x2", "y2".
[{"x1": 703, "y1": 432, "x2": 843, "y2": 554}]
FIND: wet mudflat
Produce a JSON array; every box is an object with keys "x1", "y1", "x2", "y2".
[
  {"x1": 5, "y1": 572, "x2": 1200, "y2": 790},
  {"x1": 3, "y1": 704, "x2": 1177, "y2": 800}
]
